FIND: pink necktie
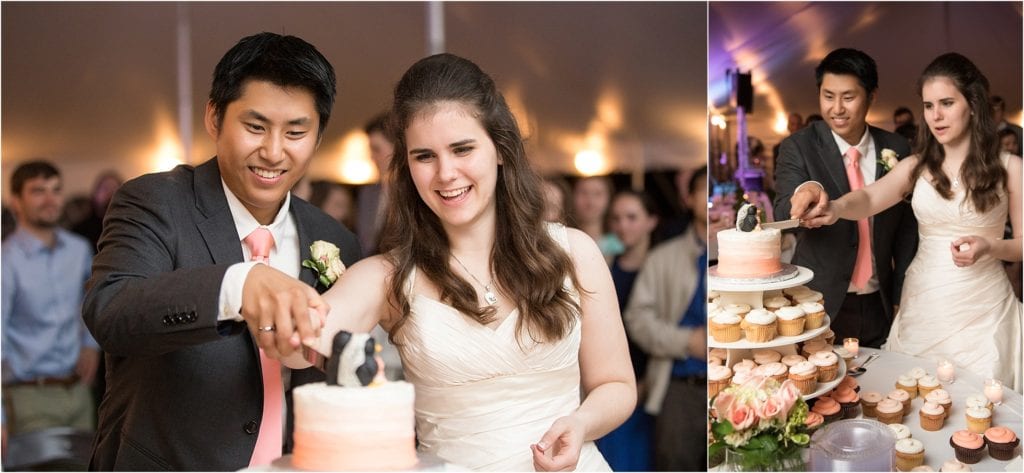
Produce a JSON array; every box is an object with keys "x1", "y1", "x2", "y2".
[
  {"x1": 845, "y1": 148, "x2": 873, "y2": 291},
  {"x1": 243, "y1": 228, "x2": 283, "y2": 466}
]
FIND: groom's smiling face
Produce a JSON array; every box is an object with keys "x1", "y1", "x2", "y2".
[
  {"x1": 819, "y1": 73, "x2": 875, "y2": 146},
  {"x1": 207, "y1": 79, "x2": 320, "y2": 225}
]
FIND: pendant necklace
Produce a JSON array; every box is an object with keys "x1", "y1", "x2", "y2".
[{"x1": 451, "y1": 254, "x2": 498, "y2": 305}]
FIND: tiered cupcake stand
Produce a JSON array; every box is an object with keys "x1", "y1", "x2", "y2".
[{"x1": 709, "y1": 263, "x2": 845, "y2": 399}]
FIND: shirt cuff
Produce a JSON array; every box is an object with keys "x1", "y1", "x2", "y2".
[
  {"x1": 220, "y1": 261, "x2": 261, "y2": 323},
  {"x1": 795, "y1": 180, "x2": 825, "y2": 194}
]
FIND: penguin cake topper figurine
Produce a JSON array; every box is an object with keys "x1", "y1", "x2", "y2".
[
  {"x1": 326, "y1": 330, "x2": 379, "y2": 387},
  {"x1": 736, "y1": 203, "x2": 761, "y2": 232}
]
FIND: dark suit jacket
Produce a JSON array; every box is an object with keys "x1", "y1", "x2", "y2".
[
  {"x1": 773, "y1": 120, "x2": 918, "y2": 322},
  {"x1": 82, "y1": 158, "x2": 360, "y2": 471}
]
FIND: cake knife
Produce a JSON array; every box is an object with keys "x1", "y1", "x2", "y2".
[
  {"x1": 302, "y1": 344, "x2": 328, "y2": 372},
  {"x1": 760, "y1": 219, "x2": 801, "y2": 230}
]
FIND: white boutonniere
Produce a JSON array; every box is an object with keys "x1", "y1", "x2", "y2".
[
  {"x1": 878, "y1": 148, "x2": 898, "y2": 174},
  {"x1": 302, "y1": 241, "x2": 346, "y2": 289}
]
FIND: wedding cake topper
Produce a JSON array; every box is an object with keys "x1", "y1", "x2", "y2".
[
  {"x1": 326, "y1": 331, "x2": 379, "y2": 387},
  {"x1": 736, "y1": 202, "x2": 762, "y2": 232}
]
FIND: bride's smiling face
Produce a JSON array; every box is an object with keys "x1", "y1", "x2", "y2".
[{"x1": 922, "y1": 76, "x2": 972, "y2": 148}]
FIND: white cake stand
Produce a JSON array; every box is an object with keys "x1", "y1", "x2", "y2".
[{"x1": 708, "y1": 264, "x2": 842, "y2": 400}]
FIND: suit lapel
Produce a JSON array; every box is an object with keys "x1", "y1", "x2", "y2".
[
  {"x1": 870, "y1": 126, "x2": 888, "y2": 180},
  {"x1": 193, "y1": 158, "x2": 245, "y2": 265},
  {"x1": 291, "y1": 201, "x2": 319, "y2": 290},
  {"x1": 813, "y1": 121, "x2": 851, "y2": 194}
]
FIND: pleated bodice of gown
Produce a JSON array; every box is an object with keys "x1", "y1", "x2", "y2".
[
  {"x1": 395, "y1": 224, "x2": 610, "y2": 471},
  {"x1": 883, "y1": 153, "x2": 1022, "y2": 391}
]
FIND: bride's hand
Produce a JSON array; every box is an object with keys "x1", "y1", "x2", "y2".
[
  {"x1": 531, "y1": 415, "x2": 584, "y2": 471},
  {"x1": 800, "y1": 201, "x2": 839, "y2": 229},
  {"x1": 951, "y1": 236, "x2": 990, "y2": 267}
]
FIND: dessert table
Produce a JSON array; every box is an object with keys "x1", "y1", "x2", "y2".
[{"x1": 843, "y1": 347, "x2": 1022, "y2": 472}]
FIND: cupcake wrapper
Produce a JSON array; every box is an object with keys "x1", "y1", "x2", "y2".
[
  {"x1": 840, "y1": 402, "x2": 861, "y2": 420},
  {"x1": 876, "y1": 410, "x2": 904, "y2": 425},
  {"x1": 895, "y1": 383, "x2": 918, "y2": 399},
  {"x1": 777, "y1": 318, "x2": 805, "y2": 336},
  {"x1": 986, "y1": 437, "x2": 1021, "y2": 461},
  {"x1": 710, "y1": 322, "x2": 742, "y2": 343},
  {"x1": 895, "y1": 451, "x2": 925, "y2": 471},
  {"x1": 949, "y1": 438, "x2": 985, "y2": 464},
  {"x1": 919, "y1": 412, "x2": 944, "y2": 432},
  {"x1": 804, "y1": 312, "x2": 825, "y2": 329},
  {"x1": 744, "y1": 322, "x2": 777, "y2": 343},
  {"x1": 965, "y1": 415, "x2": 992, "y2": 435},
  {"x1": 790, "y1": 374, "x2": 818, "y2": 395},
  {"x1": 816, "y1": 364, "x2": 839, "y2": 382},
  {"x1": 861, "y1": 402, "x2": 878, "y2": 418}
]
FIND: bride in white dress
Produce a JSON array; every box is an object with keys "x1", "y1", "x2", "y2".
[
  {"x1": 303, "y1": 53, "x2": 634, "y2": 470},
  {"x1": 793, "y1": 53, "x2": 1022, "y2": 391}
]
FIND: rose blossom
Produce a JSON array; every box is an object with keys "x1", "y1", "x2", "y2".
[{"x1": 729, "y1": 402, "x2": 757, "y2": 430}]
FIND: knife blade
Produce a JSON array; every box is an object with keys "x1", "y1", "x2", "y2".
[
  {"x1": 760, "y1": 219, "x2": 800, "y2": 230},
  {"x1": 302, "y1": 344, "x2": 328, "y2": 372}
]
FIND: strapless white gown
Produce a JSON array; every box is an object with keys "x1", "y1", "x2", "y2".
[
  {"x1": 883, "y1": 153, "x2": 1022, "y2": 391},
  {"x1": 395, "y1": 225, "x2": 610, "y2": 471}
]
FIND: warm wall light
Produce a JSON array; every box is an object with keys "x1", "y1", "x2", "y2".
[
  {"x1": 574, "y1": 150, "x2": 605, "y2": 176},
  {"x1": 773, "y1": 111, "x2": 789, "y2": 135},
  {"x1": 153, "y1": 140, "x2": 185, "y2": 172}
]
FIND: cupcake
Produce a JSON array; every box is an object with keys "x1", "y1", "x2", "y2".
[
  {"x1": 861, "y1": 391, "x2": 884, "y2": 418},
  {"x1": 788, "y1": 361, "x2": 819, "y2": 395},
  {"x1": 838, "y1": 375, "x2": 860, "y2": 393},
  {"x1": 832, "y1": 386, "x2": 861, "y2": 419},
  {"x1": 888, "y1": 389, "x2": 912, "y2": 416},
  {"x1": 794, "y1": 290, "x2": 824, "y2": 305},
  {"x1": 783, "y1": 285, "x2": 812, "y2": 300},
  {"x1": 731, "y1": 370, "x2": 758, "y2": 387},
  {"x1": 708, "y1": 355, "x2": 724, "y2": 366},
  {"x1": 707, "y1": 290, "x2": 720, "y2": 302},
  {"x1": 907, "y1": 367, "x2": 928, "y2": 380},
  {"x1": 964, "y1": 407, "x2": 992, "y2": 434},
  {"x1": 833, "y1": 346, "x2": 854, "y2": 368},
  {"x1": 707, "y1": 301, "x2": 722, "y2": 318},
  {"x1": 804, "y1": 411, "x2": 825, "y2": 433},
  {"x1": 743, "y1": 309, "x2": 778, "y2": 343},
  {"x1": 799, "y1": 302, "x2": 826, "y2": 329},
  {"x1": 822, "y1": 328, "x2": 836, "y2": 345},
  {"x1": 763, "y1": 289, "x2": 784, "y2": 299},
  {"x1": 919, "y1": 401, "x2": 946, "y2": 432},
  {"x1": 709, "y1": 311, "x2": 743, "y2": 343},
  {"x1": 811, "y1": 397, "x2": 842, "y2": 423},
  {"x1": 725, "y1": 303, "x2": 751, "y2": 319},
  {"x1": 939, "y1": 459, "x2": 972, "y2": 472},
  {"x1": 949, "y1": 430, "x2": 985, "y2": 464},
  {"x1": 895, "y1": 438, "x2": 926, "y2": 472},
  {"x1": 809, "y1": 350, "x2": 840, "y2": 382},
  {"x1": 918, "y1": 375, "x2": 942, "y2": 398},
  {"x1": 925, "y1": 389, "x2": 953, "y2": 418},
  {"x1": 753, "y1": 362, "x2": 788, "y2": 384},
  {"x1": 709, "y1": 348, "x2": 728, "y2": 361},
  {"x1": 965, "y1": 394, "x2": 993, "y2": 411},
  {"x1": 983, "y1": 426, "x2": 1020, "y2": 461},
  {"x1": 732, "y1": 359, "x2": 757, "y2": 373},
  {"x1": 708, "y1": 365, "x2": 732, "y2": 399},
  {"x1": 888, "y1": 423, "x2": 912, "y2": 440},
  {"x1": 775, "y1": 306, "x2": 807, "y2": 336},
  {"x1": 752, "y1": 349, "x2": 782, "y2": 365},
  {"x1": 876, "y1": 398, "x2": 905, "y2": 424},
  {"x1": 896, "y1": 374, "x2": 919, "y2": 399},
  {"x1": 801, "y1": 340, "x2": 830, "y2": 358},
  {"x1": 781, "y1": 354, "x2": 807, "y2": 367},
  {"x1": 763, "y1": 295, "x2": 790, "y2": 311}
]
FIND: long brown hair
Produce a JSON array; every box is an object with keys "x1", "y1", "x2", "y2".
[
  {"x1": 912, "y1": 52, "x2": 1007, "y2": 213},
  {"x1": 378, "y1": 53, "x2": 583, "y2": 344}
]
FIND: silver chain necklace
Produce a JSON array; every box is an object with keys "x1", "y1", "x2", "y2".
[{"x1": 450, "y1": 254, "x2": 498, "y2": 306}]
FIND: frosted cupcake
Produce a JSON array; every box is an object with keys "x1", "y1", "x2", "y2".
[
  {"x1": 918, "y1": 375, "x2": 941, "y2": 398},
  {"x1": 753, "y1": 362, "x2": 788, "y2": 384},
  {"x1": 876, "y1": 398, "x2": 905, "y2": 424},
  {"x1": 707, "y1": 301, "x2": 722, "y2": 317},
  {"x1": 708, "y1": 355, "x2": 724, "y2": 366},
  {"x1": 949, "y1": 430, "x2": 985, "y2": 464},
  {"x1": 732, "y1": 359, "x2": 758, "y2": 374},
  {"x1": 809, "y1": 351, "x2": 840, "y2": 382},
  {"x1": 781, "y1": 354, "x2": 806, "y2": 367},
  {"x1": 783, "y1": 285, "x2": 812, "y2": 302},
  {"x1": 707, "y1": 290, "x2": 720, "y2": 302},
  {"x1": 752, "y1": 349, "x2": 782, "y2": 365},
  {"x1": 907, "y1": 366, "x2": 928, "y2": 380},
  {"x1": 709, "y1": 311, "x2": 742, "y2": 343},
  {"x1": 837, "y1": 375, "x2": 859, "y2": 393},
  {"x1": 811, "y1": 397, "x2": 842, "y2": 423},
  {"x1": 763, "y1": 289, "x2": 784, "y2": 299},
  {"x1": 731, "y1": 370, "x2": 758, "y2": 387},
  {"x1": 710, "y1": 348, "x2": 728, "y2": 360},
  {"x1": 801, "y1": 340, "x2": 830, "y2": 358},
  {"x1": 925, "y1": 389, "x2": 953, "y2": 418},
  {"x1": 919, "y1": 401, "x2": 946, "y2": 432},
  {"x1": 799, "y1": 302, "x2": 826, "y2": 329},
  {"x1": 708, "y1": 365, "x2": 733, "y2": 399},
  {"x1": 804, "y1": 411, "x2": 825, "y2": 433},
  {"x1": 833, "y1": 346, "x2": 854, "y2": 368},
  {"x1": 763, "y1": 295, "x2": 790, "y2": 311},
  {"x1": 939, "y1": 459, "x2": 972, "y2": 472},
  {"x1": 888, "y1": 423, "x2": 912, "y2": 440},
  {"x1": 775, "y1": 306, "x2": 806, "y2": 336},
  {"x1": 888, "y1": 389, "x2": 913, "y2": 416},
  {"x1": 861, "y1": 391, "x2": 884, "y2": 417},
  {"x1": 832, "y1": 386, "x2": 861, "y2": 419},
  {"x1": 964, "y1": 407, "x2": 991, "y2": 434},
  {"x1": 794, "y1": 290, "x2": 824, "y2": 305},
  {"x1": 983, "y1": 426, "x2": 1020, "y2": 461},
  {"x1": 896, "y1": 374, "x2": 919, "y2": 399},
  {"x1": 788, "y1": 361, "x2": 819, "y2": 395},
  {"x1": 965, "y1": 394, "x2": 993, "y2": 411},
  {"x1": 895, "y1": 438, "x2": 926, "y2": 472},
  {"x1": 725, "y1": 303, "x2": 751, "y2": 318},
  {"x1": 743, "y1": 309, "x2": 777, "y2": 343},
  {"x1": 822, "y1": 328, "x2": 836, "y2": 345}
]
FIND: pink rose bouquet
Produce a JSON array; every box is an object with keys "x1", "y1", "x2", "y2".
[{"x1": 709, "y1": 375, "x2": 811, "y2": 471}]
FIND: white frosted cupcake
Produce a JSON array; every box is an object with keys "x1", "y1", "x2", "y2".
[
  {"x1": 809, "y1": 350, "x2": 840, "y2": 382},
  {"x1": 833, "y1": 346, "x2": 854, "y2": 367},
  {"x1": 752, "y1": 349, "x2": 782, "y2": 365},
  {"x1": 907, "y1": 367, "x2": 928, "y2": 380},
  {"x1": 732, "y1": 359, "x2": 758, "y2": 374},
  {"x1": 781, "y1": 354, "x2": 807, "y2": 367},
  {"x1": 763, "y1": 296, "x2": 791, "y2": 311},
  {"x1": 709, "y1": 311, "x2": 742, "y2": 342},
  {"x1": 925, "y1": 388, "x2": 953, "y2": 418},
  {"x1": 743, "y1": 309, "x2": 777, "y2": 343},
  {"x1": 911, "y1": 467, "x2": 936, "y2": 472},
  {"x1": 794, "y1": 290, "x2": 824, "y2": 305},
  {"x1": 707, "y1": 300, "x2": 721, "y2": 315},
  {"x1": 763, "y1": 289, "x2": 784, "y2": 299},
  {"x1": 965, "y1": 394, "x2": 993, "y2": 411},
  {"x1": 731, "y1": 369, "x2": 758, "y2": 386},
  {"x1": 939, "y1": 459, "x2": 972, "y2": 472},
  {"x1": 799, "y1": 301, "x2": 826, "y2": 329},
  {"x1": 783, "y1": 285, "x2": 812, "y2": 299},
  {"x1": 895, "y1": 438, "x2": 926, "y2": 471},
  {"x1": 708, "y1": 365, "x2": 732, "y2": 398},
  {"x1": 964, "y1": 406, "x2": 991, "y2": 434},
  {"x1": 788, "y1": 361, "x2": 818, "y2": 395},
  {"x1": 775, "y1": 306, "x2": 807, "y2": 336},
  {"x1": 896, "y1": 374, "x2": 919, "y2": 398},
  {"x1": 753, "y1": 362, "x2": 788, "y2": 384},
  {"x1": 725, "y1": 303, "x2": 751, "y2": 317},
  {"x1": 888, "y1": 423, "x2": 912, "y2": 440},
  {"x1": 918, "y1": 375, "x2": 942, "y2": 398}
]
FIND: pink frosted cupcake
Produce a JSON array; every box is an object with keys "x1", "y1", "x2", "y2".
[
  {"x1": 781, "y1": 354, "x2": 807, "y2": 368},
  {"x1": 753, "y1": 362, "x2": 788, "y2": 384},
  {"x1": 837, "y1": 375, "x2": 860, "y2": 393},
  {"x1": 804, "y1": 411, "x2": 825, "y2": 433},
  {"x1": 732, "y1": 359, "x2": 758, "y2": 374},
  {"x1": 925, "y1": 389, "x2": 953, "y2": 418},
  {"x1": 949, "y1": 430, "x2": 985, "y2": 464},
  {"x1": 876, "y1": 398, "x2": 905, "y2": 424},
  {"x1": 708, "y1": 365, "x2": 732, "y2": 399},
  {"x1": 832, "y1": 386, "x2": 861, "y2": 419},
  {"x1": 888, "y1": 389, "x2": 912, "y2": 416},
  {"x1": 983, "y1": 426, "x2": 1020, "y2": 461},
  {"x1": 919, "y1": 401, "x2": 946, "y2": 432},
  {"x1": 788, "y1": 361, "x2": 819, "y2": 395},
  {"x1": 752, "y1": 349, "x2": 782, "y2": 365},
  {"x1": 861, "y1": 391, "x2": 884, "y2": 418},
  {"x1": 811, "y1": 397, "x2": 842, "y2": 423},
  {"x1": 809, "y1": 350, "x2": 840, "y2": 382}
]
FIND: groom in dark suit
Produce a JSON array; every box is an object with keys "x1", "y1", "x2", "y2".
[
  {"x1": 774, "y1": 48, "x2": 918, "y2": 348},
  {"x1": 82, "y1": 33, "x2": 360, "y2": 470}
]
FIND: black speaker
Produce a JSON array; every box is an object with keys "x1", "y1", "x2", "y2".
[{"x1": 732, "y1": 71, "x2": 753, "y2": 113}]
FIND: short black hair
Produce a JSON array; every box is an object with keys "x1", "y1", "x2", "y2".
[
  {"x1": 815, "y1": 48, "x2": 878, "y2": 94},
  {"x1": 209, "y1": 32, "x2": 336, "y2": 137},
  {"x1": 10, "y1": 160, "x2": 60, "y2": 195}
]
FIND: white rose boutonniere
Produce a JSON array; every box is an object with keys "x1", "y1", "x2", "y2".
[
  {"x1": 302, "y1": 241, "x2": 346, "y2": 289},
  {"x1": 878, "y1": 148, "x2": 898, "y2": 174}
]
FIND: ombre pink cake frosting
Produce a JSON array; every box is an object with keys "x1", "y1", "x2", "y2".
[{"x1": 716, "y1": 228, "x2": 783, "y2": 277}]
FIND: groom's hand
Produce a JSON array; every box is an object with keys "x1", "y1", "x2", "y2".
[
  {"x1": 790, "y1": 182, "x2": 829, "y2": 221},
  {"x1": 241, "y1": 264, "x2": 329, "y2": 359}
]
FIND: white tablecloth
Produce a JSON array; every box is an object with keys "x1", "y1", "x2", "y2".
[{"x1": 844, "y1": 347, "x2": 1023, "y2": 472}]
